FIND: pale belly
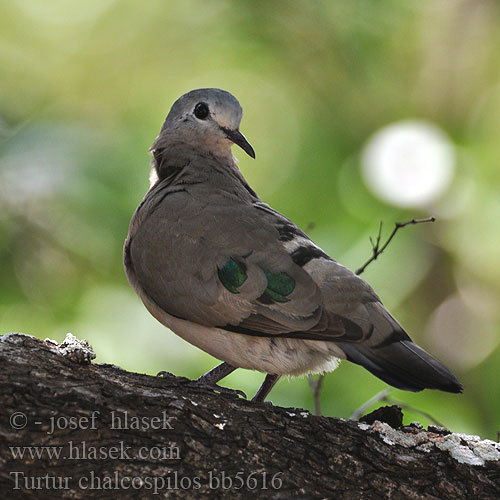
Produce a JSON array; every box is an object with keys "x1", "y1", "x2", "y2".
[{"x1": 138, "y1": 286, "x2": 344, "y2": 377}]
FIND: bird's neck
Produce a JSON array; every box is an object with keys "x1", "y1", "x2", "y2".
[{"x1": 151, "y1": 143, "x2": 259, "y2": 201}]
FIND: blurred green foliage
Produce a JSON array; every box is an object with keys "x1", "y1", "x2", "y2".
[{"x1": 1, "y1": 0, "x2": 499, "y2": 439}]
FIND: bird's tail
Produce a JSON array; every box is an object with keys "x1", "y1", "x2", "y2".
[{"x1": 337, "y1": 340, "x2": 463, "y2": 393}]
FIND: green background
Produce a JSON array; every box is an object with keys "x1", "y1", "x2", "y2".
[{"x1": 1, "y1": 0, "x2": 499, "y2": 440}]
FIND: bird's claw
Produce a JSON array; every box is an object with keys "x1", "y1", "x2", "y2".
[
  {"x1": 214, "y1": 385, "x2": 247, "y2": 399},
  {"x1": 251, "y1": 398, "x2": 274, "y2": 405},
  {"x1": 195, "y1": 380, "x2": 247, "y2": 399}
]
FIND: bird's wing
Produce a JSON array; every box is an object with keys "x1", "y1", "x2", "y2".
[{"x1": 128, "y1": 184, "x2": 385, "y2": 343}]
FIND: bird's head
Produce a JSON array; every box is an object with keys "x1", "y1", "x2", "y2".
[{"x1": 151, "y1": 88, "x2": 255, "y2": 161}]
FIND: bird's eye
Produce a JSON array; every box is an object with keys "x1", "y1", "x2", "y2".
[{"x1": 194, "y1": 102, "x2": 210, "y2": 120}]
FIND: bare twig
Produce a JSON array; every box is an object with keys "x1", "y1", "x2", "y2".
[
  {"x1": 391, "y1": 400, "x2": 444, "y2": 428},
  {"x1": 350, "y1": 388, "x2": 391, "y2": 420},
  {"x1": 350, "y1": 389, "x2": 444, "y2": 427},
  {"x1": 309, "y1": 216, "x2": 436, "y2": 417},
  {"x1": 355, "y1": 217, "x2": 435, "y2": 276}
]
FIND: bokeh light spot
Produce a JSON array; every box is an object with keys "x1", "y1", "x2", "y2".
[{"x1": 361, "y1": 121, "x2": 455, "y2": 208}]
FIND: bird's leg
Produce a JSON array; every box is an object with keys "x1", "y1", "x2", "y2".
[
  {"x1": 196, "y1": 362, "x2": 246, "y2": 399},
  {"x1": 252, "y1": 374, "x2": 280, "y2": 402},
  {"x1": 197, "y1": 362, "x2": 236, "y2": 385}
]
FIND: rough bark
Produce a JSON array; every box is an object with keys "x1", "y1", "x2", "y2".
[{"x1": 0, "y1": 333, "x2": 499, "y2": 499}]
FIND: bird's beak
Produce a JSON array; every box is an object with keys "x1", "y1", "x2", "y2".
[{"x1": 222, "y1": 128, "x2": 256, "y2": 159}]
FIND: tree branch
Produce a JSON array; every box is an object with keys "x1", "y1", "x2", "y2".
[{"x1": 1, "y1": 333, "x2": 499, "y2": 499}]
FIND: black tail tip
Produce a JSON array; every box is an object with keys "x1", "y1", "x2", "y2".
[
  {"x1": 443, "y1": 380, "x2": 464, "y2": 394},
  {"x1": 414, "y1": 372, "x2": 463, "y2": 394},
  {"x1": 339, "y1": 340, "x2": 465, "y2": 394}
]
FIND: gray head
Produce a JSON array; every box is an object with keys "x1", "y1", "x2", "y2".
[{"x1": 152, "y1": 88, "x2": 255, "y2": 159}]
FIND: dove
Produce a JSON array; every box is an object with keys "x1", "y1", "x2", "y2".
[{"x1": 124, "y1": 88, "x2": 463, "y2": 403}]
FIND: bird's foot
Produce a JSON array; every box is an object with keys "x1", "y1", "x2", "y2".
[
  {"x1": 157, "y1": 370, "x2": 174, "y2": 377},
  {"x1": 251, "y1": 398, "x2": 274, "y2": 406},
  {"x1": 192, "y1": 362, "x2": 245, "y2": 398},
  {"x1": 195, "y1": 379, "x2": 247, "y2": 399}
]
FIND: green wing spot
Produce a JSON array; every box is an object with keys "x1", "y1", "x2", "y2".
[
  {"x1": 263, "y1": 271, "x2": 295, "y2": 303},
  {"x1": 218, "y1": 258, "x2": 247, "y2": 294}
]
